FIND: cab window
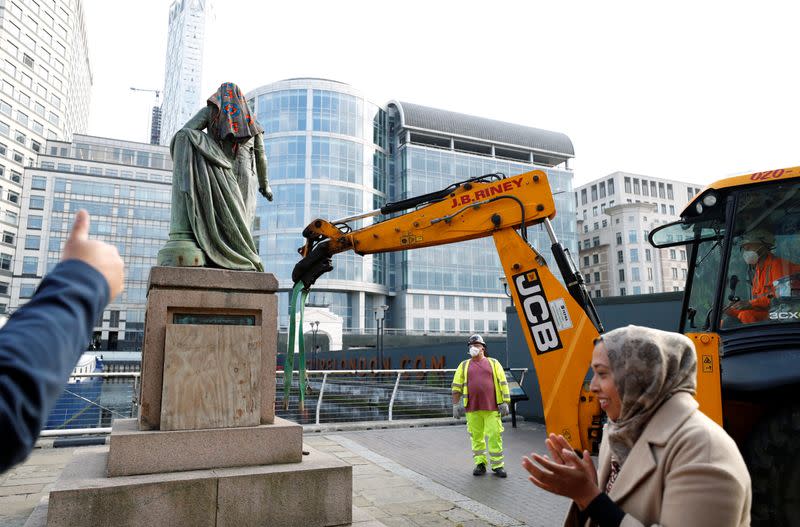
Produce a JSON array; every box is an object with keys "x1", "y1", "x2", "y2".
[{"x1": 720, "y1": 181, "x2": 800, "y2": 328}]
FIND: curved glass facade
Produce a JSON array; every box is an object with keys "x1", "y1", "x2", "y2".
[{"x1": 248, "y1": 79, "x2": 388, "y2": 330}]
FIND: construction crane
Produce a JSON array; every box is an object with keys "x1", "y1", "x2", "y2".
[{"x1": 129, "y1": 87, "x2": 162, "y2": 145}]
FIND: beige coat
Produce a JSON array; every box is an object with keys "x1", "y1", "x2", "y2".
[{"x1": 564, "y1": 392, "x2": 751, "y2": 527}]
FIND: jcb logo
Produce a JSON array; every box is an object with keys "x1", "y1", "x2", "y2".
[{"x1": 513, "y1": 269, "x2": 563, "y2": 354}]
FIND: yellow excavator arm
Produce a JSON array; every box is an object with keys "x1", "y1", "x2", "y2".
[{"x1": 293, "y1": 170, "x2": 605, "y2": 453}]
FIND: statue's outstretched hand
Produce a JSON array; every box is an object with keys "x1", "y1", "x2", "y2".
[{"x1": 259, "y1": 184, "x2": 273, "y2": 201}]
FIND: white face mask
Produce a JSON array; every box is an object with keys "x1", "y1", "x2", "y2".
[
  {"x1": 743, "y1": 250, "x2": 760, "y2": 265},
  {"x1": 468, "y1": 346, "x2": 482, "y2": 357}
]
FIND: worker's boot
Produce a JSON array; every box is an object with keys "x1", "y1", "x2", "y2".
[
  {"x1": 492, "y1": 466, "x2": 507, "y2": 478},
  {"x1": 472, "y1": 463, "x2": 486, "y2": 476}
]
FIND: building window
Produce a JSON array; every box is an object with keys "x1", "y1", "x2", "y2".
[
  {"x1": 599, "y1": 182, "x2": 606, "y2": 198},
  {"x1": 669, "y1": 249, "x2": 677, "y2": 260},
  {"x1": 591, "y1": 185, "x2": 598, "y2": 201},
  {"x1": 22, "y1": 256, "x2": 37, "y2": 275},
  {"x1": 628, "y1": 230, "x2": 637, "y2": 243},
  {"x1": 580, "y1": 188, "x2": 587, "y2": 205},
  {"x1": 27, "y1": 215, "x2": 42, "y2": 229},
  {"x1": 615, "y1": 232, "x2": 622, "y2": 245},
  {"x1": 648, "y1": 286, "x2": 655, "y2": 293},
  {"x1": 0, "y1": 253, "x2": 10, "y2": 270},
  {"x1": 428, "y1": 296, "x2": 439, "y2": 310},
  {"x1": 592, "y1": 206, "x2": 598, "y2": 217},
  {"x1": 458, "y1": 297, "x2": 469, "y2": 310},
  {"x1": 661, "y1": 204, "x2": 667, "y2": 214},
  {"x1": 583, "y1": 256, "x2": 590, "y2": 267},
  {"x1": 633, "y1": 286, "x2": 642, "y2": 295},
  {"x1": 680, "y1": 250, "x2": 686, "y2": 260},
  {"x1": 647, "y1": 267, "x2": 653, "y2": 280},
  {"x1": 585, "y1": 273, "x2": 591, "y2": 284},
  {"x1": 630, "y1": 248, "x2": 639, "y2": 262},
  {"x1": 459, "y1": 319, "x2": 470, "y2": 332},
  {"x1": 2, "y1": 231, "x2": 14, "y2": 245},
  {"x1": 413, "y1": 318, "x2": 424, "y2": 331},
  {"x1": 31, "y1": 176, "x2": 46, "y2": 190},
  {"x1": 20, "y1": 284, "x2": 37, "y2": 298},
  {"x1": 592, "y1": 236, "x2": 600, "y2": 247},
  {"x1": 642, "y1": 179, "x2": 649, "y2": 196},
  {"x1": 669, "y1": 205, "x2": 675, "y2": 215},
  {"x1": 592, "y1": 254, "x2": 599, "y2": 264},
  {"x1": 29, "y1": 195, "x2": 44, "y2": 209},
  {"x1": 444, "y1": 296, "x2": 455, "y2": 310},
  {"x1": 667, "y1": 184, "x2": 674, "y2": 200},
  {"x1": 672, "y1": 267, "x2": 678, "y2": 278},
  {"x1": 624, "y1": 177, "x2": 631, "y2": 193},
  {"x1": 608, "y1": 179, "x2": 615, "y2": 195},
  {"x1": 619, "y1": 269, "x2": 625, "y2": 282},
  {"x1": 645, "y1": 248, "x2": 652, "y2": 262},
  {"x1": 617, "y1": 250, "x2": 624, "y2": 264},
  {"x1": 0, "y1": 281, "x2": 7, "y2": 295},
  {"x1": 593, "y1": 222, "x2": 599, "y2": 230},
  {"x1": 595, "y1": 290, "x2": 602, "y2": 298},
  {"x1": 7, "y1": 191, "x2": 19, "y2": 204},
  {"x1": 594, "y1": 271, "x2": 600, "y2": 282},
  {"x1": 658, "y1": 182, "x2": 666, "y2": 199},
  {"x1": 473, "y1": 298, "x2": 484, "y2": 311},
  {"x1": 620, "y1": 287, "x2": 626, "y2": 296},
  {"x1": 632, "y1": 267, "x2": 641, "y2": 281},
  {"x1": 412, "y1": 294, "x2": 424, "y2": 309},
  {"x1": 601, "y1": 219, "x2": 607, "y2": 228},
  {"x1": 633, "y1": 178, "x2": 640, "y2": 194},
  {"x1": 25, "y1": 235, "x2": 39, "y2": 250}
]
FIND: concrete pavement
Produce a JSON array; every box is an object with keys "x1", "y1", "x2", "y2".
[{"x1": 1, "y1": 421, "x2": 569, "y2": 527}]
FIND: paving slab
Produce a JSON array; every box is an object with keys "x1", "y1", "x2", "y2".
[{"x1": 334, "y1": 422, "x2": 571, "y2": 527}]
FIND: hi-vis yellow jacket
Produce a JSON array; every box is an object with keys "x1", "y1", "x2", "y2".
[{"x1": 451, "y1": 357, "x2": 511, "y2": 408}]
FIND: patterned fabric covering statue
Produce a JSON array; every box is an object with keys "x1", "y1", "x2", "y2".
[{"x1": 157, "y1": 82, "x2": 273, "y2": 271}]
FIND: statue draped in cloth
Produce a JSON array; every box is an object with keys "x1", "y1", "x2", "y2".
[{"x1": 157, "y1": 82, "x2": 273, "y2": 271}]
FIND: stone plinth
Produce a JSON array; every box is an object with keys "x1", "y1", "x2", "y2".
[
  {"x1": 44, "y1": 446, "x2": 352, "y2": 527},
  {"x1": 138, "y1": 267, "x2": 278, "y2": 430},
  {"x1": 107, "y1": 418, "x2": 302, "y2": 477}
]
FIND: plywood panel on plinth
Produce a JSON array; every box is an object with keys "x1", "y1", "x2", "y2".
[{"x1": 160, "y1": 324, "x2": 262, "y2": 431}]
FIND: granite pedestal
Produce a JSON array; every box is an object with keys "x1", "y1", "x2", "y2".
[{"x1": 40, "y1": 267, "x2": 352, "y2": 526}]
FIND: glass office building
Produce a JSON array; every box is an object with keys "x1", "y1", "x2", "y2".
[
  {"x1": 246, "y1": 78, "x2": 390, "y2": 330},
  {"x1": 245, "y1": 79, "x2": 577, "y2": 334},
  {"x1": 11, "y1": 134, "x2": 172, "y2": 350},
  {"x1": 386, "y1": 102, "x2": 577, "y2": 333}
]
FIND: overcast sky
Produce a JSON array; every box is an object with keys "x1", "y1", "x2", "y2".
[{"x1": 84, "y1": 0, "x2": 800, "y2": 187}]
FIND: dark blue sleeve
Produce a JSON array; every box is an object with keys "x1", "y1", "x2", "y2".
[{"x1": 0, "y1": 259, "x2": 109, "y2": 473}]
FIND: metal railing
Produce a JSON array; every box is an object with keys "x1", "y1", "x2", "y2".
[
  {"x1": 38, "y1": 368, "x2": 528, "y2": 436},
  {"x1": 41, "y1": 372, "x2": 140, "y2": 436},
  {"x1": 276, "y1": 368, "x2": 528, "y2": 425}
]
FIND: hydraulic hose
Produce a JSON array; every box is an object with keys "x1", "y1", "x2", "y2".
[{"x1": 283, "y1": 282, "x2": 310, "y2": 412}]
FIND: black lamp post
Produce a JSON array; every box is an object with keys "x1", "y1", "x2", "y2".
[
  {"x1": 374, "y1": 305, "x2": 388, "y2": 368},
  {"x1": 310, "y1": 320, "x2": 319, "y2": 369},
  {"x1": 499, "y1": 276, "x2": 512, "y2": 367}
]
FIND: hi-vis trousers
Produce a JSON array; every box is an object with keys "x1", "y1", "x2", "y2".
[{"x1": 465, "y1": 410, "x2": 504, "y2": 469}]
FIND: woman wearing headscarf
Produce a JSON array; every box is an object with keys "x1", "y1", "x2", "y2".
[
  {"x1": 161, "y1": 82, "x2": 272, "y2": 271},
  {"x1": 522, "y1": 325, "x2": 751, "y2": 527}
]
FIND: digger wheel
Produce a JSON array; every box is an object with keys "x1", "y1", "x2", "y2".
[{"x1": 746, "y1": 404, "x2": 800, "y2": 527}]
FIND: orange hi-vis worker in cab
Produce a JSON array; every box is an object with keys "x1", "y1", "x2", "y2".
[{"x1": 726, "y1": 229, "x2": 800, "y2": 324}]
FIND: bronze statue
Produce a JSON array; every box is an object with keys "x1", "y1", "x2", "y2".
[{"x1": 157, "y1": 82, "x2": 272, "y2": 271}]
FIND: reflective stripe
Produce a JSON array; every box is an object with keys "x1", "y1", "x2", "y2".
[
  {"x1": 451, "y1": 383, "x2": 464, "y2": 388},
  {"x1": 472, "y1": 449, "x2": 485, "y2": 455},
  {"x1": 499, "y1": 381, "x2": 508, "y2": 385},
  {"x1": 489, "y1": 451, "x2": 504, "y2": 457}
]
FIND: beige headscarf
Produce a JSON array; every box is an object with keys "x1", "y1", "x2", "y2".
[{"x1": 599, "y1": 325, "x2": 697, "y2": 466}]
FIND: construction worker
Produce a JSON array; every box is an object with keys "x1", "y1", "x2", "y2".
[
  {"x1": 452, "y1": 334, "x2": 511, "y2": 477},
  {"x1": 726, "y1": 228, "x2": 800, "y2": 324}
]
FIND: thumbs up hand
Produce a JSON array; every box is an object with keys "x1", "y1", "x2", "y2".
[{"x1": 62, "y1": 210, "x2": 125, "y2": 299}]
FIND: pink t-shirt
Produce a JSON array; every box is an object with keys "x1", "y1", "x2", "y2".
[{"x1": 466, "y1": 357, "x2": 497, "y2": 412}]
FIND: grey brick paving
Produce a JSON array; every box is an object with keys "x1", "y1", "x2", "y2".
[{"x1": 335, "y1": 421, "x2": 572, "y2": 527}]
